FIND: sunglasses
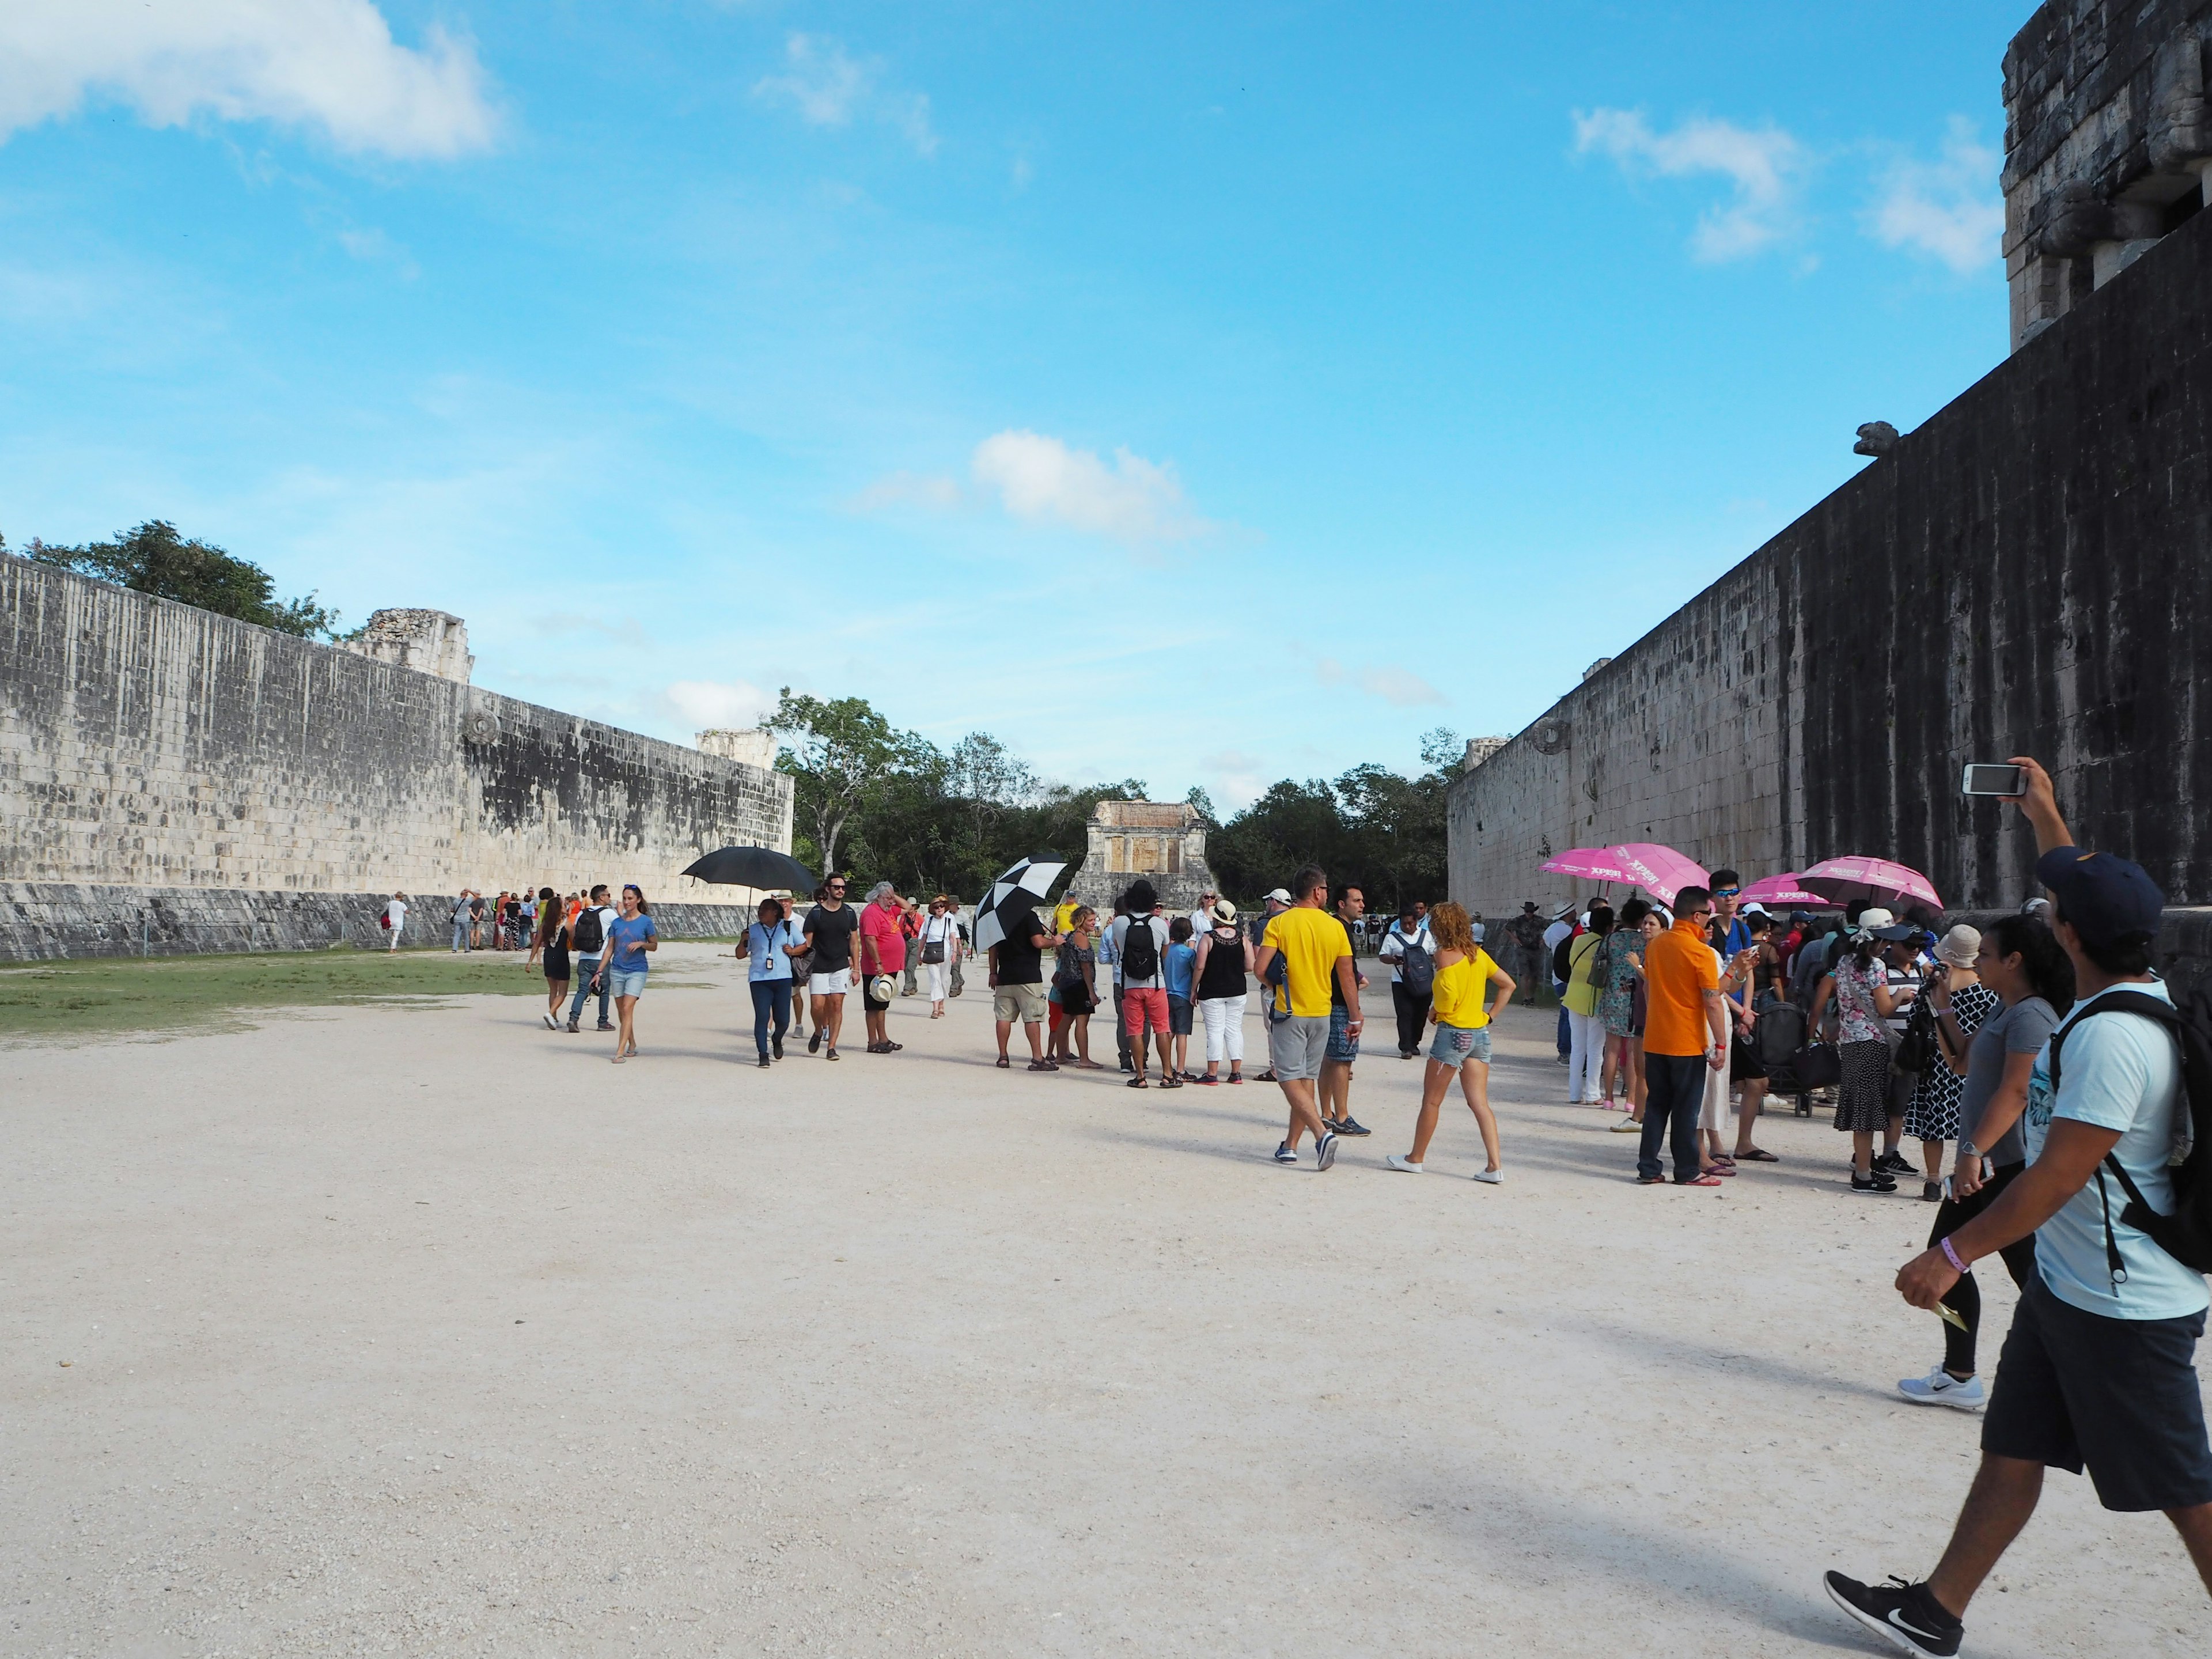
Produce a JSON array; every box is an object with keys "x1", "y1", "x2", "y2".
[{"x1": 1712, "y1": 887, "x2": 1740, "y2": 899}]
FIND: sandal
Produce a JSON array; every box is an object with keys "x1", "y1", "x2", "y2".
[
  {"x1": 1734, "y1": 1147, "x2": 1780, "y2": 1162},
  {"x1": 1161, "y1": 1076, "x2": 1184, "y2": 1089},
  {"x1": 995, "y1": 1056, "x2": 1011, "y2": 1069},
  {"x1": 1027, "y1": 1059, "x2": 1054, "y2": 1072},
  {"x1": 1126, "y1": 1075, "x2": 1149, "y2": 1089}
]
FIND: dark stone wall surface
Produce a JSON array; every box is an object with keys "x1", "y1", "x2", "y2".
[
  {"x1": 0, "y1": 555, "x2": 794, "y2": 959},
  {"x1": 1450, "y1": 174, "x2": 2212, "y2": 931}
]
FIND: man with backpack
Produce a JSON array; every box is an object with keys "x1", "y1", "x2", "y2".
[
  {"x1": 1381, "y1": 899, "x2": 1437, "y2": 1059},
  {"x1": 565, "y1": 885, "x2": 618, "y2": 1033},
  {"x1": 1110, "y1": 880, "x2": 1176, "y2": 1088},
  {"x1": 1827, "y1": 757, "x2": 2212, "y2": 1654}
]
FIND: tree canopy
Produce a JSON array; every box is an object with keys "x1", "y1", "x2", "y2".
[{"x1": 17, "y1": 521, "x2": 342, "y2": 638}]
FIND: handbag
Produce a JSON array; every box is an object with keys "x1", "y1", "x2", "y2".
[
  {"x1": 1892, "y1": 988, "x2": 1939, "y2": 1075},
  {"x1": 1790, "y1": 1041, "x2": 1843, "y2": 1089}
]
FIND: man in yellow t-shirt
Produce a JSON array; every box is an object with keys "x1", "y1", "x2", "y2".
[
  {"x1": 1052, "y1": 896, "x2": 1080, "y2": 941},
  {"x1": 1252, "y1": 865, "x2": 1360, "y2": 1171}
]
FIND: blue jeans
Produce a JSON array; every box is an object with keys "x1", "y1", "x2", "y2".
[
  {"x1": 568, "y1": 960, "x2": 611, "y2": 1027},
  {"x1": 1639, "y1": 1053, "x2": 1708, "y2": 1181},
  {"x1": 452, "y1": 918, "x2": 471, "y2": 952},
  {"x1": 1555, "y1": 990, "x2": 1570, "y2": 1056},
  {"x1": 751, "y1": 979, "x2": 793, "y2": 1056}
]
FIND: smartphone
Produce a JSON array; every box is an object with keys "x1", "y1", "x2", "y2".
[{"x1": 1961, "y1": 762, "x2": 2026, "y2": 797}]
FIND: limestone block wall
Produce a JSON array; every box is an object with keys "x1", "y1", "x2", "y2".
[
  {"x1": 1, "y1": 556, "x2": 794, "y2": 956},
  {"x1": 1449, "y1": 175, "x2": 2212, "y2": 923}
]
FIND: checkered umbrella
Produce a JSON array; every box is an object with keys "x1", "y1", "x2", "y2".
[{"x1": 971, "y1": 855, "x2": 1069, "y2": 953}]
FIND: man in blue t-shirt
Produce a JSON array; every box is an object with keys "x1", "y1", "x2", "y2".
[
  {"x1": 1826, "y1": 757, "x2": 2212, "y2": 1656},
  {"x1": 1705, "y1": 869, "x2": 1772, "y2": 1161}
]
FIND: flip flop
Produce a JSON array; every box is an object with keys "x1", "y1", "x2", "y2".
[{"x1": 1734, "y1": 1147, "x2": 1780, "y2": 1162}]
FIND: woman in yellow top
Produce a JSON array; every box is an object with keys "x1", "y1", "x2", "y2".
[
  {"x1": 1385, "y1": 902, "x2": 1516, "y2": 1181},
  {"x1": 1561, "y1": 904, "x2": 1612, "y2": 1106}
]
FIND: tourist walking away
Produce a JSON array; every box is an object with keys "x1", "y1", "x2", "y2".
[
  {"x1": 1636, "y1": 887, "x2": 1729, "y2": 1187},
  {"x1": 899, "y1": 899, "x2": 923, "y2": 996},
  {"x1": 450, "y1": 889, "x2": 476, "y2": 953},
  {"x1": 383, "y1": 891, "x2": 408, "y2": 951},
  {"x1": 1829, "y1": 756, "x2": 2212, "y2": 1656},
  {"x1": 1049, "y1": 907, "x2": 1104, "y2": 1068},
  {"x1": 1506, "y1": 902, "x2": 1546, "y2": 1005},
  {"x1": 1190, "y1": 898, "x2": 1252, "y2": 1084},
  {"x1": 1111, "y1": 880, "x2": 1176, "y2": 1088},
  {"x1": 1903, "y1": 926, "x2": 2001, "y2": 1200},
  {"x1": 1249, "y1": 887, "x2": 1293, "y2": 1080},
  {"x1": 858, "y1": 881, "x2": 908, "y2": 1055},
  {"x1": 1812, "y1": 911, "x2": 1915, "y2": 1192},
  {"x1": 566, "y1": 885, "x2": 618, "y2": 1032},
  {"x1": 803, "y1": 876, "x2": 860, "y2": 1060},
  {"x1": 1165, "y1": 917, "x2": 1199, "y2": 1082},
  {"x1": 1251, "y1": 866, "x2": 1360, "y2": 1169},
  {"x1": 537, "y1": 894, "x2": 570, "y2": 1028},
  {"x1": 989, "y1": 903, "x2": 1056, "y2": 1071},
  {"x1": 592, "y1": 884, "x2": 657, "y2": 1062},
  {"x1": 1544, "y1": 903, "x2": 1576, "y2": 1059},
  {"x1": 1385, "y1": 902, "x2": 1514, "y2": 1180},
  {"x1": 920, "y1": 896, "x2": 961, "y2": 1016},
  {"x1": 1380, "y1": 899, "x2": 1436, "y2": 1059},
  {"x1": 1562, "y1": 904, "x2": 1610, "y2": 1104},
  {"x1": 1893, "y1": 914, "x2": 2072, "y2": 1411},
  {"x1": 737, "y1": 896, "x2": 802, "y2": 1066},
  {"x1": 1319, "y1": 885, "x2": 1370, "y2": 1133},
  {"x1": 1596, "y1": 897, "x2": 1648, "y2": 1111}
]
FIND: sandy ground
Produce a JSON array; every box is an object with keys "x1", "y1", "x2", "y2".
[{"x1": 5, "y1": 944, "x2": 2208, "y2": 1658}]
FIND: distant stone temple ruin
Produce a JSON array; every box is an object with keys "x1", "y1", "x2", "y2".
[
  {"x1": 1068, "y1": 801, "x2": 1217, "y2": 913},
  {"x1": 2005, "y1": 0, "x2": 2212, "y2": 347},
  {"x1": 339, "y1": 608, "x2": 475, "y2": 683}
]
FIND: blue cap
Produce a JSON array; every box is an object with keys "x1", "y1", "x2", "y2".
[{"x1": 2033, "y1": 845, "x2": 2165, "y2": 949}]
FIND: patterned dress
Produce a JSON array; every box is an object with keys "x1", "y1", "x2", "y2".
[
  {"x1": 1904, "y1": 982, "x2": 1998, "y2": 1142},
  {"x1": 1831, "y1": 955, "x2": 1893, "y2": 1135},
  {"x1": 1597, "y1": 931, "x2": 1642, "y2": 1038}
]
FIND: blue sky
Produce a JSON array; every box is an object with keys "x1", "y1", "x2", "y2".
[{"x1": 1, "y1": 1, "x2": 2021, "y2": 809}]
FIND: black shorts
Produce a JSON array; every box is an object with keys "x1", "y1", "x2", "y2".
[
  {"x1": 863, "y1": 979, "x2": 891, "y2": 1012},
  {"x1": 1983, "y1": 1275, "x2": 2212, "y2": 1512},
  {"x1": 1729, "y1": 1029, "x2": 1767, "y2": 1081}
]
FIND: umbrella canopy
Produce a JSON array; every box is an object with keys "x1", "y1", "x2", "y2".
[
  {"x1": 681, "y1": 845, "x2": 817, "y2": 893},
  {"x1": 971, "y1": 855, "x2": 1070, "y2": 953},
  {"x1": 1605, "y1": 843, "x2": 1710, "y2": 907},
  {"x1": 1539, "y1": 847, "x2": 1637, "y2": 884},
  {"x1": 1737, "y1": 873, "x2": 1838, "y2": 908},
  {"x1": 1797, "y1": 855, "x2": 1942, "y2": 912}
]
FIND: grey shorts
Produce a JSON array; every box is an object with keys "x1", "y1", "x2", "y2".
[{"x1": 1267, "y1": 1015, "x2": 1331, "y2": 1081}]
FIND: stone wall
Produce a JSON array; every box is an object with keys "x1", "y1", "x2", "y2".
[
  {"x1": 0, "y1": 556, "x2": 794, "y2": 958},
  {"x1": 1067, "y1": 801, "x2": 1218, "y2": 913},
  {"x1": 1448, "y1": 173, "x2": 2212, "y2": 929}
]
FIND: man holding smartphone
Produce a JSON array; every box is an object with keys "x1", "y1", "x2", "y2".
[{"x1": 1707, "y1": 869, "x2": 1775, "y2": 1164}]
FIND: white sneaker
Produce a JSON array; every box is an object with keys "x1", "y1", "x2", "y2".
[
  {"x1": 1384, "y1": 1154, "x2": 1424, "y2": 1173},
  {"x1": 1471, "y1": 1168, "x2": 1503, "y2": 1184},
  {"x1": 1896, "y1": 1366, "x2": 1984, "y2": 1411}
]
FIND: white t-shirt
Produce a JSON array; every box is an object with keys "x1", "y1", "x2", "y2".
[
  {"x1": 573, "y1": 904, "x2": 618, "y2": 960},
  {"x1": 1541, "y1": 919, "x2": 1572, "y2": 979},
  {"x1": 385, "y1": 899, "x2": 408, "y2": 928},
  {"x1": 2024, "y1": 980, "x2": 2208, "y2": 1320},
  {"x1": 922, "y1": 914, "x2": 961, "y2": 953},
  {"x1": 1378, "y1": 918, "x2": 1433, "y2": 984},
  {"x1": 1108, "y1": 915, "x2": 1173, "y2": 990}
]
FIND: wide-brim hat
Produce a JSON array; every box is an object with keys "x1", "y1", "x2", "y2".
[
  {"x1": 1210, "y1": 897, "x2": 1239, "y2": 925},
  {"x1": 1934, "y1": 925, "x2": 1980, "y2": 969}
]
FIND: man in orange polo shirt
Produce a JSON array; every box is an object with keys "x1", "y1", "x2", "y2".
[{"x1": 1637, "y1": 886, "x2": 1732, "y2": 1187}]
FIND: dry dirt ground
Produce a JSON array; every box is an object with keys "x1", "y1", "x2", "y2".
[{"x1": 5, "y1": 944, "x2": 2207, "y2": 1657}]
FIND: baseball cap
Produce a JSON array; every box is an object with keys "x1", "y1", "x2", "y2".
[
  {"x1": 1263, "y1": 887, "x2": 1293, "y2": 906},
  {"x1": 2034, "y1": 845, "x2": 2165, "y2": 949}
]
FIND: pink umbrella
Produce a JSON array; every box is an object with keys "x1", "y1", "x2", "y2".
[
  {"x1": 1539, "y1": 847, "x2": 1635, "y2": 884},
  {"x1": 1797, "y1": 855, "x2": 1942, "y2": 911},
  {"x1": 1607, "y1": 843, "x2": 1709, "y2": 907},
  {"x1": 1737, "y1": 873, "x2": 1836, "y2": 908}
]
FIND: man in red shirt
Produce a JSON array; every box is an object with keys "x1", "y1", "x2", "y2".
[
  {"x1": 858, "y1": 882, "x2": 908, "y2": 1055},
  {"x1": 1635, "y1": 886, "x2": 1732, "y2": 1187}
]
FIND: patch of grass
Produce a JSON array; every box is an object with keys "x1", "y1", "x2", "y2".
[{"x1": 0, "y1": 947, "x2": 565, "y2": 1043}]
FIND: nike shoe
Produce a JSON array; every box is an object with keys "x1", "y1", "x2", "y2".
[
  {"x1": 1336, "y1": 1116, "x2": 1372, "y2": 1137},
  {"x1": 1821, "y1": 1573, "x2": 1961, "y2": 1656},
  {"x1": 1896, "y1": 1366, "x2": 1986, "y2": 1411},
  {"x1": 1315, "y1": 1131, "x2": 1339, "y2": 1172}
]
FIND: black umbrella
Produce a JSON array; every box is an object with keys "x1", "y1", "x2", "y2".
[
  {"x1": 681, "y1": 846, "x2": 817, "y2": 892},
  {"x1": 974, "y1": 890, "x2": 1052, "y2": 956}
]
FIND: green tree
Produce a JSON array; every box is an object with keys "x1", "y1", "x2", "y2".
[
  {"x1": 24, "y1": 520, "x2": 342, "y2": 638},
  {"x1": 767, "y1": 688, "x2": 921, "y2": 877}
]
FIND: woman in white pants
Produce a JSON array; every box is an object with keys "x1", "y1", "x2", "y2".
[
  {"x1": 1188, "y1": 899, "x2": 1255, "y2": 1085},
  {"x1": 919, "y1": 896, "x2": 962, "y2": 1016},
  {"x1": 1560, "y1": 904, "x2": 1612, "y2": 1104}
]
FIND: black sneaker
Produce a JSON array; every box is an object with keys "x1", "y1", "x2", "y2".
[
  {"x1": 1821, "y1": 1573, "x2": 1961, "y2": 1656},
  {"x1": 1922, "y1": 1180, "x2": 1943, "y2": 1202},
  {"x1": 1874, "y1": 1150, "x2": 1916, "y2": 1179},
  {"x1": 596, "y1": 1022, "x2": 616, "y2": 1032},
  {"x1": 1336, "y1": 1116, "x2": 1373, "y2": 1137},
  {"x1": 771, "y1": 1035, "x2": 784, "y2": 1060},
  {"x1": 809, "y1": 1028, "x2": 823, "y2": 1054},
  {"x1": 1851, "y1": 1169, "x2": 1900, "y2": 1194},
  {"x1": 757, "y1": 1056, "x2": 771, "y2": 1069}
]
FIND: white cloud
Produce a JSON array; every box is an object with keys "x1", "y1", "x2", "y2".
[
  {"x1": 971, "y1": 430, "x2": 1199, "y2": 543},
  {"x1": 0, "y1": 0, "x2": 498, "y2": 158},
  {"x1": 1866, "y1": 117, "x2": 2003, "y2": 274},
  {"x1": 753, "y1": 33, "x2": 936, "y2": 157},
  {"x1": 849, "y1": 469, "x2": 961, "y2": 514},
  {"x1": 1573, "y1": 107, "x2": 1805, "y2": 261},
  {"x1": 665, "y1": 679, "x2": 773, "y2": 730},
  {"x1": 1315, "y1": 658, "x2": 1445, "y2": 707}
]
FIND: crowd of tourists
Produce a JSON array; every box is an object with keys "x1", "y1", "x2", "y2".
[{"x1": 388, "y1": 751, "x2": 2211, "y2": 1652}]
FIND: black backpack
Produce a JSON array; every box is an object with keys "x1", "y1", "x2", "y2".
[
  {"x1": 1120, "y1": 916, "x2": 1161, "y2": 982},
  {"x1": 2048, "y1": 985, "x2": 2212, "y2": 1278},
  {"x1": 1399, "y1": 926, "x2": 1435, "y2": 999},
  {"x1": 1551, "y1": 929, "x2": 1574, "y2": 982},
  {"x1": 571, "y1": 907, "x2": 605, "y2": 955}
]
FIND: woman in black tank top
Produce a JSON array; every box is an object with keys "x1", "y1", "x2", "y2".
[{"x1": 1192, "y1": 918, "x2": 1254, "y2": 1084}]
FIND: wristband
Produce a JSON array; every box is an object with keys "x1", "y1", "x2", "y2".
[{"x1": 1939, "y1": 1237, "x2": 1968, "y2": 1274}]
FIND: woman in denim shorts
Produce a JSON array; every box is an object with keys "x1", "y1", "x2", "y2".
[
  {"x1": 594, "y1": 884, "x2": 658, "y2": 1062},
  {"x1": 1385, "y1": 902, "x2": 1516, "y2": 1181}
]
